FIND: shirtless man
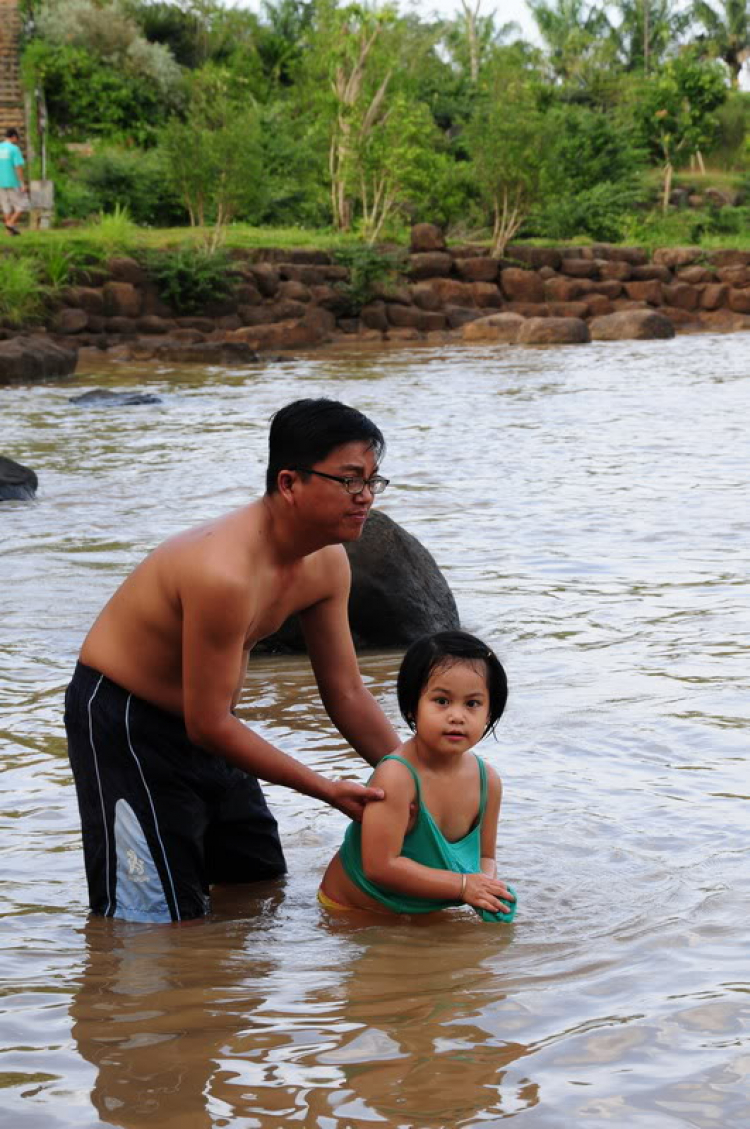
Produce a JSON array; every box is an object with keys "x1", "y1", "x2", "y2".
[{"x1": 64, "y1": 398, "x2": 400, "y2": 923}]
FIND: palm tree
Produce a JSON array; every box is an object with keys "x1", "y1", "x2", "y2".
[
  {"x1": 527, "y1": 0, "x2": 612, "y2": 80},
  {"x1": 610, "y1": 0, "x2": 692, "y2": 73},
  {"x1": 691, "y1": 0, "x2": 749, "y2": 88}
]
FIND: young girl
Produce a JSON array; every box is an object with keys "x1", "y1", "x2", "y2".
[{"x1": 319, "y1": 630, "x2": 516, "y2": 922}]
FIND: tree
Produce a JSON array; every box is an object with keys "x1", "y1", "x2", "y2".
[
  {"x1": 441, "y1": 1, "x2": 522, "y2": 84},
  {"x1": 527, "y1": 0, "x2": 611, "y2": 81},
  {"x1": 351, "y1": 93, "x2": 445, "y2": 241},
  {"x1": 300, "y1": 2, "x2": 408, "y2": 231},
  {"x1": 161, "y1": 69, "x2": 264, "y2": 238},
  {"x1": 634, "y1": 51, "x2": 728, "y2": 210},
  {"x1": 463, "y1": 62, "x2": 544, "y2": 255},
  {"x1": 610, "y1": 0, "x2": 693, "y2": 74},
  {"x1": 691, "y1": 0, "x2": 750, "y2": 89}
]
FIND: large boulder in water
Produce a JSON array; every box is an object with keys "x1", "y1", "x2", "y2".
[
  {"x1": 589, "y1": 310, "x2": 675, "y2": 340},
  {"x1": 257, "y1": 509, "x2": 460, "y2": 653},
  {"x1": 0, "y1": 336, "x2": 78, "y2": 383},
  {"x1": 0, "y1": 456, "x2": 38, "y2": 501}
]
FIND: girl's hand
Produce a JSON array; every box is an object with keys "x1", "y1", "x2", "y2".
[{"x1": 463, "y1": 873, "x2": 515, "y2": 913}]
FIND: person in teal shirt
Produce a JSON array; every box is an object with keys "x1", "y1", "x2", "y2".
[
  {"x1": 0, "y1": 128, "x2": 27, "y2": 236},
  {"x1": 320, "y1": 629, "x2": 517, "y2": 922}
]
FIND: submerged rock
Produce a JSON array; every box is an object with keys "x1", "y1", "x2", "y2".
[
  {"x1": 70, "y1": 389, "x2": 162, "y2": 406},
  {"x1": 0, "y1": 456, "x2": 38, "y2": 501},
  {"x1": 256, "y1": 509, "x2": 460, "y2": 653}
]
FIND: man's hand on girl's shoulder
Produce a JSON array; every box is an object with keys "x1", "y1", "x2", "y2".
[{"x1": 328, "y1": 778, "x2": 385, "y2": 822}]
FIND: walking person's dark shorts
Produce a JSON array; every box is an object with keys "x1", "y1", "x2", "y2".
[{"x1": 64, "y1": 662, "x2": 286, "y2": 923}]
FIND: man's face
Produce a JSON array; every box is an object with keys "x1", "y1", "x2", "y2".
[{"x1": 301, "y1": 440, "x2": 381, "y2": 542}]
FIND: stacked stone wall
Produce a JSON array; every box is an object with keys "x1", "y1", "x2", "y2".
[{"x1": 1, "y1": 229, "x2": 749, "y2": 357}]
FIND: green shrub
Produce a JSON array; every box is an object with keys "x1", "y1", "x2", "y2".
[
  {"x1": 33, "y1": 242, "x2": 92, "y2": 292},
  {"x1": 0, "y1": 256, "x2": 45, "y2": 326},
  {"x1": 530, "y1": 182, "x2": 644, "y2": 243},
  {"x1": 22, "y1": 40, "x2": 176, "y2": 146},
  {"x1": 54, "y1": 175, "x2": 101, "y2": 221},
  {"x1": 74, "y1": 147, "x2": 187, "y2": 226},
  {"x1": 705, "y1": 204, "x2": 750, "y2": 237},
  {"x1": 332, "y1": 247, "x2": 407, "y2": 314},
  {"x1": 89, "y1": 204, "x2": 139, "y2": 255},
  {"x1": 142, "y1": 245, "x2": 239, "y2": 313},
  {"x1": 621, "y1": 209, "x2": 713, "y2": 248}
]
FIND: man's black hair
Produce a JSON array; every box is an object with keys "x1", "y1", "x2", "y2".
[
  {"x1": 397, "y1": 630, "x2": 508, "y2": 737},
  {"x1": 266, "y1": 398, "x2": 385, "y2": 494},
  {"x1": 5, "y1": 129, "x2": 20, "y2": 140}
]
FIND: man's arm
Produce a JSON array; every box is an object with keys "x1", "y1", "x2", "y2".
[
  {"x1": 300, "y1": 548, "x2": 400, "y2": 767},
  {"x1": 14, "y1": 149, "x2": 25, "y2": 192},
  {"x1": 180, "y1": 567, "x2": 382, "y2": 820}
]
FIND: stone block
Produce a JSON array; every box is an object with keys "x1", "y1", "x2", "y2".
[
  {"x1": 543, "y1": 276, "x2": 591, "y2": 302},
  {"x1": 410, "y1": 223, "x2": 446, "y2": 252},
  {"x1": 630, "y1": 265, "x2": 672, "y2": 282},
  {"x1": 461, "y1": 312, "x2": 524, "y2": 343},
  {"x1": 701, "y1": 284, "x2": 729, "y2": 310},
  {"x1": 517, "y1": 317, "x2": 590, "y2": 345},
  {"x1": 107, "y1": 256, "x2": 147, "y2": 286},
  {"x1": 407, "y1": 252, "x2": 453, "y2": 280},
  {"x1": 652, "y1": 246, "x2": 702, "y2": 269},
  {"x1": 360, "y1": 302, "x2": 388, "y2": 331},
  {"x1": 136, "y1": 315, "x2": 176, "y2": 334},
  {"x1": 444, "y1": 306, "x2": 483, "y2": 328},
  {"x1": 547, "y1": 301, "x2": 589, "y2": 319},
  {"x1": 454, "y1": 257, "x2": 499, "y2": 282},
  {"x1": 561, "y1": 259, "x2": 599, "y2": 278},
  {"x1": 589, "y1": 310, "x2": 675, "y2": 340},
  {"x1": 501, "y1": 267, "x2": 545, "y2": 303},
  {"x1": 427, "y1": 278, "x2": 476, "y2": 307},
  {"x1": 662, "y1": 283, "x2": 700, "y2": 310},
  {"x1": 728, "y1": 288, "x2": 750, "y2": 314},
  {"x1": 386, "y1": 304, "x2": 426, "y2": 329},
  {"x1": 54, "y1": 308, "x2": 89, "y2": 334},
  {"x1": 248, "y1": 264, "x2": 280, "y2": 297},
  {"x1": 410, "y1": 284, "x2": 443, "y2": 311},
  {"x1": 103, "y1": 281, "x2": 142, "y2": 318},
  {"x1": 278, "y1": 280, "x2": 312, "y2": 303},
  {"x1": 598, "y1": 261, "x2": 632, "y2": 281},
  {"x1": 624, "y1": 280, "x2": 662, "y2": 305}
]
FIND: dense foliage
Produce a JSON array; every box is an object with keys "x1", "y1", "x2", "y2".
[{"x1": 19, "y1": 0, "x2": 749, "y2": 244}]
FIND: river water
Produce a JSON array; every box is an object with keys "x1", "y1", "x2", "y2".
[{"x1": 1, "y1": 334, "x2": 749, "y2": 1128}]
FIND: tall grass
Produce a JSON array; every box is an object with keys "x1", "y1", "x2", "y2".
[
  {"x1": 89, "y1": 204, "x2": 139, "y2": 256},
  {"x1": 0, "y1": 256, "x2": 44, "y2": 326}
]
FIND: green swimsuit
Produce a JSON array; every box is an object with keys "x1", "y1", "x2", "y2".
[{"x1": 339, "y1": 753, "x2": 516, "y2": 922}]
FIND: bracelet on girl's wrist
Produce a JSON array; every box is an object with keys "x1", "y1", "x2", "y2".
[{"x1": 459, "y1": 873, "x2": 467, "y2": 901}]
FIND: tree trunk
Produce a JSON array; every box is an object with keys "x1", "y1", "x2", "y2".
[
  {"x1": 461, "y1": 0, "x2": 482, "y2": 84},
  {"x1": 662, "y1": 161, "x2": 673, "y2": 214}
]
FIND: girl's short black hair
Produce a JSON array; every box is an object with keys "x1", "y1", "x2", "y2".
[{"x1": 396, "y1": 629, "x2": 508, "y2": 737}]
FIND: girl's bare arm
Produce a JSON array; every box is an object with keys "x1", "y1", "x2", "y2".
[{"x1": 361, "y1": 759, "x2": 512, "y2": 910}]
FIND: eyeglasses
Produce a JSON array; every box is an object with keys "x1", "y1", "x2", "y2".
[{"x1": 295, "y1": 468, "x2": 390, "y2": 495}]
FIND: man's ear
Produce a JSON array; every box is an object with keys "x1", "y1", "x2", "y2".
[{"x1": 277, "y1": 470, "x2": 296, "y2": 499}]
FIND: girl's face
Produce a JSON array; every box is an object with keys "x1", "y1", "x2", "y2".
[{"x1": 413, "y1": 659, "x2": 491, "y2": 756}]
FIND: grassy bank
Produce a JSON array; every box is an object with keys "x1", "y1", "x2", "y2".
[{"x1": 1, "y1": 215, "x2": 748, "y2": 329}]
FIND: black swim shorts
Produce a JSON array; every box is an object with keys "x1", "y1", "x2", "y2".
[{"x1": 64, "y1": 662, "x2": 286, "y2": 923}]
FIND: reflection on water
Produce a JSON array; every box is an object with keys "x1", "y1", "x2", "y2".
[{"x1": 1, "y1": 336, "x2": 749, "y2": 1127}]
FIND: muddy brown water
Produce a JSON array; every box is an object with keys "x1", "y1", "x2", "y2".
[{"x1": 1, "y1": 335, "x2": 749, "y2": 1128}]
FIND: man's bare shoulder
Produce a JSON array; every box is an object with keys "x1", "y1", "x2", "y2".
[
  {"x1": 153, "y1": 503, "x2": 263, "y2": 574},
  {"x1": 299, "y1": 542, "x2": 351, "y2": 600}
]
